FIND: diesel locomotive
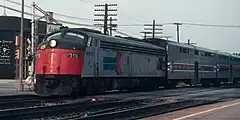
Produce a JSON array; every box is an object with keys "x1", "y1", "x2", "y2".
[
  {"x1": 34, "y1": 27, "x2": 240, "y2": 96},
  {"x1": 34, "y1": 28, "x2": 167, "y2": 96}
]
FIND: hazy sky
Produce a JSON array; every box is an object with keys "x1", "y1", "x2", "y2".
[{"x1": 0, "y1": 0, "x2": 240, "y2": 53}]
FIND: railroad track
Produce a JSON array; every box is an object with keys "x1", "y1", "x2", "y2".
[
  {"x1": 82, "y1": 83, "x2": 239, "y2": 101},
  {"x1": 69, "y1": 93, "x2": 240, "y2": 120},
  {"x1": 0, "y1": 87, "x2": 197, "y2": 113},
  {"x1": 42, "y1": 98, "x2": 222, "y2": 120},
  {"x1": 0, "y1": 85, "x2": 238, "y2": 120},
  {"x1": 0, "y1": 94, "x2": 73, "y2": 111},
  {"x1": 79, "y1": 99, "x2": 218, "y2": 120},
  {"x1": 0, "y1": 94, "x2": 40, "y2": 109},
  {"x1": 0, "y1": 94, "x2": 38, "y2": 101},
  {"x1": 0, "y1": 98, "x2": 146, "y2": 120},
  {"x1": 45, "y1": 87, "x2": 240, "y2": 120},
  {"x1": 102, "y1": 87, "x2": 231, "y2": 102}
]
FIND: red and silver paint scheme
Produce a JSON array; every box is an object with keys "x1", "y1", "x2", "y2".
[
  {"x1": 34, "y1": 27, "x2": 240, "y2": 97},
  {"x1": 34, "y1": 28, "x2": 167, "y2": 96},
  {"x1": 34, "y1": 29, "x2": 88, "y2": 96}
]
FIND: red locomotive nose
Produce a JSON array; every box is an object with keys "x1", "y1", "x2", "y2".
[
  {"x1": 35, "y1": 48, "x2": 84, "y2": 75},
  {"x1": 47, "y1": 51, "x2": 61, "y2": 74}
]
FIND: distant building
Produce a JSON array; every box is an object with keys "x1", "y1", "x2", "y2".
[{"x1": 0, "y1": 16, "x2": 47, "y2": 79}]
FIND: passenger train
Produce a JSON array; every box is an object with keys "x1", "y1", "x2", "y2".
[
  {"x1": 166, "y1": 40, "x2": 240, "y2": 87},
  {"x1": 34, "y1": 27, "x2": 240, "y2": 96}
]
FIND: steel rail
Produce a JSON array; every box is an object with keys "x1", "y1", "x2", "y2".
[
  {"x1": 80, "y1": 99, "x2": 219, "y2": 120},
  {"x1": 0, "y1": 95, "x2": 37, "y2": 99},
  {"x1": 0, "y1": 96, "x2": 67, "y2": 110},
  {"x1": 0, "y1": 98, "x2": 144, "y2": 119}
]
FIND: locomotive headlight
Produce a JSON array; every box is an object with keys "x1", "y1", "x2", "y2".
[{"x1": 49, "y1": 40, "x2": 57, "y2": 47}]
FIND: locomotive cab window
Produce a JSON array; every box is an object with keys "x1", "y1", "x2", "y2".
[
  {"x1": 65, "y1": 32, "x2": 86, "y2": 45},
  {"x1": 45, "y1": 32, "x2": 61, "y2": 41}
]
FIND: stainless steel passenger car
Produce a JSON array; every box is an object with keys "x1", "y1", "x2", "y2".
[{"x1": 166, "y1": 40, "x2": 240, "y2": 87}]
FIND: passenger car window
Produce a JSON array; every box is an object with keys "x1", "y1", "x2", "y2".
[
  {"x1": 183, "y1": 48, "x2": 187, "y2": 53},
  {"x1": 195, "y1": 50, "x2": 199, "y2": 55},
  {"x1": 180, "y1": 47, "x2": 183, "y2": 53}
]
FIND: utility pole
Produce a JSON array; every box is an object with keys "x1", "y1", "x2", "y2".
[
  {"x1": 24, "y1": 2, "x2": 62, "y2": 89},
  {"x1": 173, "y1": 23, "x2": 182, "y2": 43},
  {"x1": 153, "y1": 20, "x2": 155, "y2": 38},
  {"x1": 104, "y1": 4, "x2": 108, "y2": 35},
  {"x1": 3, "y1": 0, "x2": 7, "y2": 16},
  {"x1": 22, "y1": 1, "x2": 37, "y2": 88},
  {"x1": 140, "y1": 31, "x2": 152, "y2": 40},
  {"x1": 141, "y1": 20, "x2": 163, "y2": 39},
  {"x1": 109, "y1": 17, "x2": 113, "y2": 36},
  {"x1": 19, "y1": 0, "x2": 24, "y2": 91},
  {"x1": 94, "y1": 4, "x2": 118, "y2": 35}
]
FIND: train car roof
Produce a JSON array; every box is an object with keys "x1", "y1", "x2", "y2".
[
  {"x1": 194, "y1": 46, "x2": 217, "y2": 53},
  {"x1": 161, "y1": 37, "x2": 240, "y2": 58},
  {"x1": 168, "y1": 41, "x2": 195, "y2": 49},
  {"x1": 216, "y1": 50, "x2": 231, "y2": 56},
  {"x1": 168, "y1": 40, "x2": 230, "y2": 55},
  {"x1": 83, "y1": 30, "x2": 165, "y2": 50},
  {"x1": 231, "y1": 54, "x2": 240, "y2": 58}
]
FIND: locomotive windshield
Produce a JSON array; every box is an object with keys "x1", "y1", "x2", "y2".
[
  {"x1": 64, "y1": 32, "x2": 86, "y2": 45},
  {"x1": 45, "y1": 32, "x2": 61, "y2": 42},
  {"x1": 38, "y1": 30, "x2": 88, "y2": 50},
  {"x1": 44, "y1": 31, "x2": 87, "y2": 45}
]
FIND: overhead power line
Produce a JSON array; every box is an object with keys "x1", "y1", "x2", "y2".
[
  {"x1": 79, "y1": 0, "x2": 94, "y2": 4},
  {"x1": 0, "y1": 4, "x2": 95, "y2": 27},
  {"x1": 171, "y1": 22, "x2": 240, "y2": 28},
  {"x1": 120, "y1": 24, "x2": 143, "y2": 26},
  {"x1": 78, "y1": 0, "x2": 145, "y2": 24},
  {"x1": 94, "y1": 3, "x2": 118, "y2": 35},
  {"x1": 113, "y1": 29, "x2": 132, "y2": 37},
  {"x1": 118, "y1": 12, "x2": 145, "y2": 24},
  {"x1": 54, "y1": 13, "x2": 93, "y2": 21},
  {"x1": 8, "y1": 0, "x2": 240, "y2": 29},
  {"x1": 5, "y1": 0, "x2": 30, "y2": 7},
  {"x1": 0, "y1": 4, "x2": 132, "y2": 37},
  {"x1": 5, "y1": 0, "x2": 93, "y2": 21}
]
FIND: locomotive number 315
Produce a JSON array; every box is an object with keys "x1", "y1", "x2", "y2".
[{"x1": 68, "y1": 53, "x2": 80, "y2": 58}]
